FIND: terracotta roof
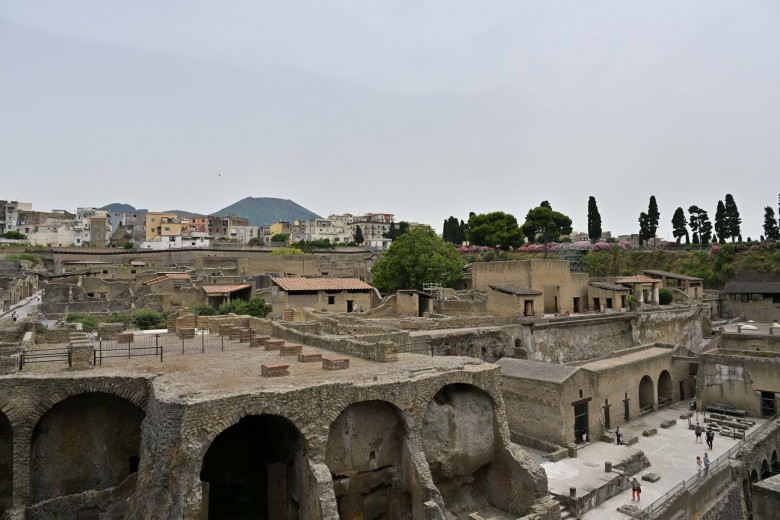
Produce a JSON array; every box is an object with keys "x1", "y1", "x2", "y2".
[
  {"x1": 589, "y1": 281, "x2": 630, "y2": 292},
  {"x1": 272, "y1": 277, "x2": 374, "y2": 292},
  {"x1": 202, "y1": 284, "x2": 252, "y2": 294},
  {"x1": 643, "y1": 270, "x2": 703, "y2": 282},
  {"x1": 616, "y1": 275, "x2": 661, "y2": 284},
  {"x1": 489, "y1": 285, "x2": 542, "y2": 296}
]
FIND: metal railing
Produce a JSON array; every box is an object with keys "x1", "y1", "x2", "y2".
[
  {"x1": 19, "y1": 347, "x2": 71, "y2": 370},
  {"x1": 637, "y1": 411, "x2": 780, "y2": 518}
]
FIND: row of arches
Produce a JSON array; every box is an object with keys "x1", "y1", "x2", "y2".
[
  {"x1": 0, "y1": 393, "x2": 145, "y2": 516},
  {"x1": 0, "y1": 382, "x2": 505, "y2": 520},
  {"x1": 638, "y1": 370, "x2": 674, "y2": 410},
  {"x1": 200, "y1": 383, "x2": 498, "y2": 519}
]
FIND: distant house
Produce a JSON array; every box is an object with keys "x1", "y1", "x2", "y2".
[
  {"x1": 202, "y1": 284, "x2": 253, "y2": 308},
  {"x1": 643, "y1": 270, "x2": 704, "y2": 300},
  {"x1": 487, "y1": 285, "x2": 542, "y2": 317},
  {"x1": 588, "y1": 281, "x2": 631, "y2": 312},
  {"x1": 270, "y1": 277, "x2": 379, "y2": 314},
  {"x1": 616, "y1": 275, "x2": 662, "y2": 306},
  {"x1": 722, "y1": 282, "x2": 780, "y2": 322}
]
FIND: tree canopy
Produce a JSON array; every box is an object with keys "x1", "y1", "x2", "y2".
[
  {"x1": 587, "y1": 196, "x2": 602, "y2": 243},
  {"x1": 383, "y1": 221, "x2": 410, "y2": 240},
  {"x1": 465, "y1": 211, "x2": 524, "y2": 250},
  {"x1": 724, "y1": 194, "x2": 741, "y2": 242},
  {"x1": 671, "y1": 207, "x2": 688, "y2": 244},
  {"x1": 370, "y1": 225, "x2": 464, "y2": 293},
  {"x1": 353, "y1": 225, "x2": 364, "y2": 245},
  {"x1": 647, "y1": 196, "x2": 660, "y2": 238},
  {"x1": 763, "y1": 206, "x2": 780, "y2": 241},
  {"x1": 688, "y1": 206, "x2": 712, "y2": 245},
  {"x1": 521, "y1": 205, "x2": 572, "y2": 245},
  {"x1": 714, "y1": 200, "x2": 727, "y2": 244},
  {"x1": 442, "y1": 216, "x2": 468, "y2": 245}
]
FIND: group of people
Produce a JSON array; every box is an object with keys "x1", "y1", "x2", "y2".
[
  {"x1": 696, "y1": 453, "x2": 712, "y2": 475},
  {"x1": 694, "y1": 422, "x2": 716, "y2": 449}
]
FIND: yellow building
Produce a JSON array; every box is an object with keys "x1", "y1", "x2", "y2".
[{"x1": 145, "y1": 213, "x2": 181, "y2": 242}]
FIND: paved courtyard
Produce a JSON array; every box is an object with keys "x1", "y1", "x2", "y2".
[{"x1": 534, "y1": 401, "x2": 766, "y2": 519}]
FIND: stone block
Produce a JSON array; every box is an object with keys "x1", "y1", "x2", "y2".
[
  {"x1": 680, "y1": 411, "x2": 693, "y2": 419},
  {"x1": 117, "y1": 333, "x2": 134, "y2": 344},
  {"x1": 660, "y1": 419, "x2": 677, "y2": 429},
  {"x1": 238, "y1": 328, "x2": 252, "y2": 342},
  {"x1": 323, "y1": 356, "x2": 350, "y2": 370},
  {"x1": 297, "y1": 352, "x2": 322, "y2": 363},
  {"x1": 97, "y1": 323, "x2": 124, "y2": 340},
  {"x1": 228, "y1": 327, "x2": 242, "y2": 340},
  {"x1": 70, "y1": 344, "x2": 93, "y2": 369},
  {"x1": 250, "y1": 335, "x2": 269, "y2": 348},
  {"x1": 219, "y1": 325, "x2": 234, "y2": 336},
  {"x1": 642, "y1": 428, "x2": 657, "y2": 437},
  {"x1": 642, "y1": 473, "x2": 661, "y2": 482},
  {"x1": 261, "y1": 363, "x2": 289, "y2": 377},
  {"x1": 623, "y1": 436, "x2": 639, "y2": 446},
  {"x1": 265, "y1": 339, "x2": 284, "y2": 351},
  {"x1": 280, "y1": 343, "x2": 302, "y2": 356}
]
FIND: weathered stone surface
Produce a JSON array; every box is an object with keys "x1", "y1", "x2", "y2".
[
  {"x1": 260, "y1": 363, "x2": 289, "y2": 377},
  {"x1": 297, "y1": 352, "x2": 322, "y2": 363},
  {"x1": 642, "y1": 428, "x2": 657, "y2": 437},
  {"x1": 322, "y1": 356, "x2": 349, "y2": 370},
  {"x1": 642, "y1": 473, "x2": 660, "y2": 482},
  {"x1": 660, "y1": 419, "x2": 677, "y2": 429}
]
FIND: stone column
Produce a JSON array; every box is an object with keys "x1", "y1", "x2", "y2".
[{"x1": 652, "y1": 285, "x2": 659, "y2": 305}]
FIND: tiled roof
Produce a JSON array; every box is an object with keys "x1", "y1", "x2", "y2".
[
  {"x1": 643, "y1": 270, "x2": 703, "y2": 282},
  {"x1": 202, "y1": 284, "x2": 252, "y2": 294},
  {"x1": 489, "y1": 285, "x2": 542, "y2": 296},
  {"x1": 589, "y1": 281, "x2": 630, "y2": 291},
  {"x1": 272, "y1": 277, "x2": 374, "y2": 292},
  {"x1": 143, "y1": 273, "x2": 191, "y2": 286},
  {"x1": 616, "y1": 275, "x2": 661, "y2": 284}
]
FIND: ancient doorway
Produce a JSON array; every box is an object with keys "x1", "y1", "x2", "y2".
[
  {"x1": 423, "y1": 384, "x2": 497, "y2": 514},
  {"x1": 543, "y1": 286, "x2": 559, "y2": 314},
  {"x1": 658, "y1": 370, "x2": 672, "y2": 406},
  {"x1": 0, "y1": 411, "x2": 11, "y2": 516},
  {"x1": 761, "y1": 460, "x2": 770, "y2": 480},
  {"x1": 200, "y1": 415, "x2": 308, "y2": 520},
  {"x1": 772, "y1": 451, "x2": 779, "y2": 475},
  {"x1": 761, "y1": 391, "x2": 776, "y2": 417},
  {"x1": 603, "y1": 399, "x2": 610, "y2": 430},
  {"x1": 346, "y1": 300, "x2": 354, "y2": 313},
  {"x1": 326, "y1": 401, "x2": 411, "y2": 520},
  {"x1": 572, "y1": 297, "x2": 581, "y2": 313},
  {"x1": 31, "y1": 393, "x2": 144, "y2": 503},
  {"x1": 573, "y1": 402, "x2": 588, "y2": 443},
  {"x1": 593, "y1": 297, "x2": 601, "y2": 311},
  {"x1": 639, "y1": 376, "x2": 654, "y2": 412},
  {"x1": 679, "y1": 381, "x2": 685, "y2": 400},
  {"x1": 524, "y1": 300, "x2": 534, "y2": 316},
  {"x1": 623, "y1": 394, "x2": 630, "y2": 422}
]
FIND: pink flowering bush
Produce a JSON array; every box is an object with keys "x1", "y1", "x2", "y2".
[
  {"x1": 710, "y1": 244, "x2": 720, "y2": 253},
  {"x1": 591, "y1": 242, "x2": 611, "y2": 252}
]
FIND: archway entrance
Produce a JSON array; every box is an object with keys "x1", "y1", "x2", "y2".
[
  {"x1": 658, "y1": 370, "x2": 672, "y2": 407},
  {"x1": 201, "y1": 415, "x2": 307, "y2": 520},
  {"x1": 761, "y1": 460, "x2": 771, "y2": 480},
  {"x1": 423, "y1": 384, "x2": 496, "y2": 514},
  {"x1": 326, "y1": 401, "x2": 411, "y2": 520},
  {"x1": 0, "y1": 411, "x2": 12, "y2": 516},
  {"x1": 639, "y1": 376, "x2": 654, "y2": 412},
  {"x1": 31, "y1": 393, "x2": 144, "y2": 503}
]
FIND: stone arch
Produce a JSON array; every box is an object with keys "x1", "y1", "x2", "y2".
[
  {"x1": 422, "y1": 383, "x2": 497, "y2": 514},
  {"x1": 30, "y1": 392, "x2": 145, "y2": 503},
  {"x1": 772, "y1": 450, "x2": 779, "y2": 474},
  {"x1": 658, "y1": 370, "x2": 672, "y2": 404},
  {"x1": 0, "y1": 410, "x2": 12, "y2": 516},
  {"x1": 319, "y1": 393, "x2": 412, "y2": 436},
  {"x1": 325, "y1": 400, "x2": 412, "y2": 520},
  {"x1": 761, "y1": 459, "x2": 770, "y2": 480},
  {"x1": 200, "y1": 414, "x2": 315, "y2": 519},
  {"x1": 417, "y1": 376, "x2": 501, "y2": 421},
  {"x1": 750, "y1": 469, "x2": 759, "y2": 483},
  {"x1": 639, "y1": 375, "x2": 654, "y2": 410}
]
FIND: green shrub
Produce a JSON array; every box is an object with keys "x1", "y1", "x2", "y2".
[
  {"x1": 658, "y1": 288, "x2": 674, "y2": 305},
  {"x1": 6, "y1": 253, "x2": 41, "y2": 265},
  {"x1": 123, "y1": 242, "x2": 134, "y2": 249},
  {"x1": 105, "y1": 312, "x2": 131, "y2": 326},
  {"x1": 630, "y1": 295, "x2": 638, "y2": 304},
  {"x1": 191, "y1": 304, "x2": 217, "y2": 317},
  {"x1": 269, "y1": 247, "x2": 306, "y2": 256},
  {"x1": 67, "y1": 313, "x2": 96, "y2": 332},
  {"x1": 1, "y1": 231, "x2": 26, "y2": 239},
  {"x1": 218, "y1": 298, "x2": 273, "y2": 318},
  {"x1": 133, "y1": 308, "x2": 166, "y2": 330},
  {"x1": 480, "y1": 251, "x2": 496, "y2": 262}
]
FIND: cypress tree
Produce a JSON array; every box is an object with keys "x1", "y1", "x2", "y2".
[
  {"x1": 647, "y1": 196, "x2": 660, "y2": 239},
  {"x1": 587, "y1": 196, "x2": 602, "y2": 243},
  {"x1": 714, "y1": 200, "x2": 727, "y2": 244},
  {"x1": 724, "y1": 194, "x2": 741, "y2": 242},
  {"x1": 354, "y1": 225, "x2": 364, "y2": 245},
  {"x1": 764, "y1": 207, "x2": 780, "y2": 241},
  {"x1": 672, "y1": 207, "x2": 688, "y2": 244}
]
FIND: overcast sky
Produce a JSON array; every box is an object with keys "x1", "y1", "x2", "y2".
[{"x1": 1, "y1": 1, "x2": 778, "y2": 239}]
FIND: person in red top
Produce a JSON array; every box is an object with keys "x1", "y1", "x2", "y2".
[{"x1": 631, "y1": 478, "x2": 641, "y2": 501}]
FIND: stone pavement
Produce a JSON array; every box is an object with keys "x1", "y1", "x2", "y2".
[{"x1": 537, "y1": 402, "x2": 766, "y2": 519}]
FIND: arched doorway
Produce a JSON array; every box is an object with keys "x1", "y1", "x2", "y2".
[
  {"x1": 326, "y1": 401, "x2": 411, "y2": 520},
  {"x1": 423, "y1": 384, "x2": 496, "y2": 513},
  {"x1": 658, "y1": 370, "x2": 672, "y2": 406},
  {"x1": 639, "y1": 376, "x2": 654, "y2": 411},
  {"x1": 200, "y1": 415, "x2": 308, "y2": 520},
  {"x1": 750, "y1": 469, "x2": 759, "y2": 483},
  {"x1": 761, "y1": 459, "x2": 770, "y2": 480},
  {"x1": 0, "y1": 411, "x2": 12, "y2": 516},
  {"x1": 31, "y1": 393, "x2": 144, "y2": 503},
  {"x1": 772, "y1": 451, "x2": 779, "y2": 475}
]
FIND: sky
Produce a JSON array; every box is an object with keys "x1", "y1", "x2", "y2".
[{"x1": 1, "y1": 1, "x2": 779, "y2": 240}]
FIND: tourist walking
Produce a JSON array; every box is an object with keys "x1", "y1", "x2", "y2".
[
  {"x1": 706, "y1": 428, "x2": 714, "y2": 450},
  {"x1": 695, "y1": 422, "x2": 703, "y2": 443},
  {"x1": 703, "y1": 453, "x2": 711, "y2": 474},
  {"x1": 631, "y1": 477, "x2": 641, "y2": 501},
  {"x1": 696, "y1": 456, "x2": 703, "y2": 475},
  {"x1": 616, "y1": 426, "x2": 623, "y2": 445},
  {"x1": 11, "y1": 311, "x2": 17, "y2": 322}
]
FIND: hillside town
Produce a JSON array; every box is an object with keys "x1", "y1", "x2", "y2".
[{"x1": 1, "y1": 196, "x2": 778, "y2": 520}]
